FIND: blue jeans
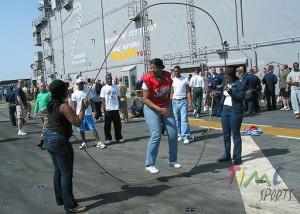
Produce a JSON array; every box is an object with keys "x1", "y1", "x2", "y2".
[
  {"x1": 221, "y1": 106, "x2": 243, "y2": 161},
  {"x1": 172, "y1": 99, "x2": 190, "y2": 139},
  {"x1": 212, "y1": 95, "x2": 221, "y2": 116},
  {"x1": 144, "y1": 104, "x2": 178, "y2": 166},
  {"x1": 131, "y1": 105, "x2": 144, "y2": 116},
  {"x1": 44, "y1": 131, "x2": 78, "y2": 211}
]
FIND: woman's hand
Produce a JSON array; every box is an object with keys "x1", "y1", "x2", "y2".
[
  {"x1": 160, "y1": 107, "x2": 170, "y2": 117},
  {"x1": 225, "y1": 86, "x2": 231, "y2": 93},
  {"x1": 81, "y1": 99, "x2": 89, "y2": 110}
]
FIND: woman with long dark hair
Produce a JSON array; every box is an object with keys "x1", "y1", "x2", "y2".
[{"x1": 45, "y1": 79, "x2": 88, "y2": 213}]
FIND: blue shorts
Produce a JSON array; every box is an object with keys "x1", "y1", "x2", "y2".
[{"x1": 77, "y1": 115, "x2": 96, "y2": 132}]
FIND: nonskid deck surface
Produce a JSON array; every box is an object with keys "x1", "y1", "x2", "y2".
[{"x1": 0, "y1": 101, "x2": 299, "y2": 214}]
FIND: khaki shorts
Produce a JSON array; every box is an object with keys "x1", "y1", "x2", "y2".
[{"x1": 16, "y1": 105, "x2": 26, "y2": 119}]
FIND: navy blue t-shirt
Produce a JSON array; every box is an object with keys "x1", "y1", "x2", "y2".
[
  {"x1": 15, "y1": 87, "x2": 27, "y2": 107},
  {"x1": 5, "y1": 90, "x2": 16, "y2": 104}
]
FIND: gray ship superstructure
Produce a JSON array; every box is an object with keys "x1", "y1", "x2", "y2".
[{"x1": 32, "y1": 0, "x2": 300, "y2": 91}]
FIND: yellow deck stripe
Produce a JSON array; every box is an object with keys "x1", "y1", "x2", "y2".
[{"x1": 188, "y1": 118, "x2": 300, "y2": 138}]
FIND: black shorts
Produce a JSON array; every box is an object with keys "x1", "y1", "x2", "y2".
[{"x1": 280, "y1": 88, "x2": 290, "y2": 98}]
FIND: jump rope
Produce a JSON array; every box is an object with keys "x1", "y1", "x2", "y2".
[{"x1": 75, "y1": 2, "x2": 226, "y2": 186}]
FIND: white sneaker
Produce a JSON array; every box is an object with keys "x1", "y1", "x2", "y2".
[
  {"x1": 183, "y1": 139, "x2": 190, "y2": 145},
  {"x1": 209, "y1": 107, "x2": 212, "y2": 111},
  {"x1": 18, "y1": 130, "x2": 27, "y2": 136},
  {"x1": 145, "y1": 165, "x2": 160, "y2": 174},
  {"x1": 178, "y1": 136, "x2": 183, "y2": 142},
  {"x1": 193, "y1": 109, "x2": 197, "y2": 116},
  {"x1": 285, "y1": 107, "x2": 291, "y2": 111},
  {"x1": 105, "y1": 140, "x2": 111, "y2": 145},
  {"x1": 169, "y1": 162, "x2": 182, "y2": 168},
  {"x1": 203, "y1": 107, "x2": 208, "y2": 112},
  {"x1": 79, "y1": 142, "x2": 87, "y2": 149},
  {"x1": 118, "y1": 139, "x2": 125, "y2": 143},
  {"x1": 96, "y1": 142, "x2": 106, "y2": 149},
  {"x1": 196, "y1": 114, "x2": 200, "y2": 118}
]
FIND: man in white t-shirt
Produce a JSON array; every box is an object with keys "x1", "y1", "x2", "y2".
[
  {"x1": 72, "y1": 77, "x2": 105, "y2": 149},
  {"x1": 287, "y1": 62, "x2": 300, "y2": 119},
  {"x1": 100, "y1": 73, "x2": 124, "y2": 144},
  {"x1": 171, "y1": 66, "x2": 192, "y2": 144},
  {"x1": 189, "y1": 69, "x2": 204, "y2": 117}
]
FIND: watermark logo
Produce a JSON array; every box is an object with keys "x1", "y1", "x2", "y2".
[
  {"x1": 227, "y1": 165, "x2": 294, "y2": 202},
  {"x1": 227, "y1": 165, "x2": 282, "y2": 188}
]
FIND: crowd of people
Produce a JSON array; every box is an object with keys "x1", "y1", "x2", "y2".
[{"x1": 3, "y1": 59, "x2": 300, "y2": 213}]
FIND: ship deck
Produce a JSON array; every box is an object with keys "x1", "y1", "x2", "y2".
[{"x1": 0, "y1": 100, "x2": 299, "y2": 214}]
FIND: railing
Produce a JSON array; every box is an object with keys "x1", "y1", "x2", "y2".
[
  {"x1": 33, "y1": 13, "x2": 49, "y2": 26},
  {"x1": 33, "y1": 35, "x2": 42, "y2": 46}
]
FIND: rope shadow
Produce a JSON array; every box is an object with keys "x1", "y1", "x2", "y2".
[
  {"x1": 0, "y1": 137, "x2": 28, "y2": 144},
  {"x1": 77, "y1": 185, "x2": 171, "y2": 210}
]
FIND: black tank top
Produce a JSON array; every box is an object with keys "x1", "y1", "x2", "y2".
[{"x1": 48, "y1": 103, "x2": 72, "y2": 139}]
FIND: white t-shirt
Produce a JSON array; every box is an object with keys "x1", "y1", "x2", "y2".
[
  {"x1": 189, "y1": 75, "x2": 204, "y2": 88},
  {"x1": 287, "y1": 70, "x2": 300, "y2": 90},
  {"x1": 172, "y1": 76, "x2": 189, "y2": 99},
  {"x1": 223, "y1": 83, "x2": 233, "y2": 106},
  {"x1": 71, "y1": 88, "x2": 94, "y2": 115},
  {"x1": 100, "y1": 84, "x2": 120, "y2": 111}
]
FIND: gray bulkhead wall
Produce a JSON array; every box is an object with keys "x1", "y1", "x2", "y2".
[
  {"x1": 104, "y1": 0, "x2": 192, "y2": 78},
  {"x1": 48, "y1": 0, "x2": 300, "y2": 84},
  {"x1": 146, "y1": 1, "x2": 190, "y2": 67},
  {"x1": 50, "y1": 13, "x2": 64, "y2": 80},
  {"x1": 192, "y1": 0, "x2": 300, "y2": 70},
  {"x1": 50, "y1": 0, "x2": 106, "y2": 83},
  {"x1": 193, "y1": 0, "x2": 238, "y2": 63},
  {"x1": 102, "y1": 0, "x2": 144, "y2": 80}
]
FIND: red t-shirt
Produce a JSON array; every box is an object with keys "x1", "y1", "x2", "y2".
[{"x1": 141, "y1": 71, "x2": 172, "y2": 107}]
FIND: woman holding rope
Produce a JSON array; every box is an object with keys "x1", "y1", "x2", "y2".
[
  {"x1": 217, "y1": 68, "x2": 246, "y2": 165},
  {"x1": 45, "y1": 79, "x2": 88, "y2": 213},
  {"x1": 142, "y1": 58, "x2": 181, "y2": 174}
]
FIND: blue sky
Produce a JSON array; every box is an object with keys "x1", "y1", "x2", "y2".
[{"x1": 0, "y1": 1, "x2": 40, "y2": 81}]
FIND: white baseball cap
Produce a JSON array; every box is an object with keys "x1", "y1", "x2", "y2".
[{"x1": 76, "y1": 77, "x2": 85, "y2": 84}]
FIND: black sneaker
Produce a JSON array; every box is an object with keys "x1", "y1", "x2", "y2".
[
  {"x1": 233, "y1": 160, "x2": 243, "y2": 165},
  {"x1": 217, "y1": 156, "x2": 232, "y2": 162}
]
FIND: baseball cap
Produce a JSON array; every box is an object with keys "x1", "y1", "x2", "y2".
[{"x1": 76, "y1": 77, "x2": 85, "y2": 84}]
